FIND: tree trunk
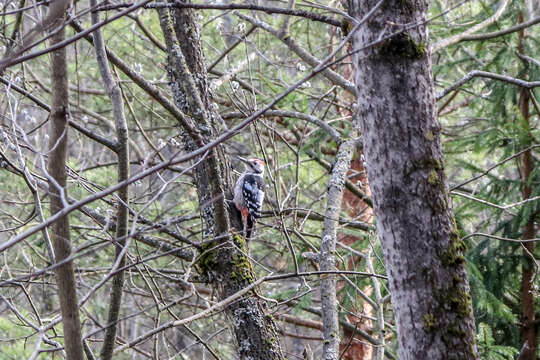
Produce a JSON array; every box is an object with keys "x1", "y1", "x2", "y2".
[
  {"x1": 157, "y1": 4, "x2": 285, "y2": 359},
  {"x1": 335, "y1": 42, "x2": 376, "y2": 360},
  {"x1": 320, "y1": 139, "x2": 354, "y2": 360},
  {"x1": 347, "y1": 1, "x2": 478, "y2": 359},
  {"x1": 90, "y1": 1, "x2": 131, "y2": 358},
  {"x1": 48, "y1": 4, "x2": 84, "y2": 359},
  {"x1": 517, "y1": 10, "x2": 537, "y2": 359}
]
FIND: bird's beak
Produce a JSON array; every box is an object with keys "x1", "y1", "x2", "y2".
[{"x1": 238, "y1": 156, "x2": 250, "y2": 164}]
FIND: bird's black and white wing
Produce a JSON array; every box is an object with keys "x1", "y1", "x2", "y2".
[{"x1": 242, "y1": 174, "x2": 265, "y2": 218}]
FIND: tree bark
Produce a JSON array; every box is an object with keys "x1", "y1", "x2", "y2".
[
  {"x1": 334, "y1": 42, "x2": 376, "y2": 360},
  {"x1": 157, "y1": 4, "x2": 285, "y2": 359},
  {"x1": 48, "y1": 5, "x2": 84, "y2": 359},
  {"x1": 320, "y1": 139, "x2": 354, "y2": 360},
  {"x1": 517, "y1": 10, "x2": 537, "y2": 359},
  {"x1": 89, "y1": 1, "x2": 131, "y2": 358},
  {"x1": 347, "y1": 1, "x2": 478, "y2": 359}
]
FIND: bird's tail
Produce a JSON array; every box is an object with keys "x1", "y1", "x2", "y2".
[{"x1": 246, "y1": 215, "x2": 256, "y2": 240}]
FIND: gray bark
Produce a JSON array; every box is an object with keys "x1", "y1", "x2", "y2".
[
  {"x1": 48, "y1": 7, "x2": 84, "y2": 359},
  {"x1": 157, "y1": 4, "x2": 285, "y2": 359},
  {"x1": 320, "y1": 139, "x2": 354, "y2": 360},
  {"x1": 90, "y1": 1, "x2": 130, "y2": 358},
  {"x1": 348, "y1": 1, "x2": 478, "y2": 359}
]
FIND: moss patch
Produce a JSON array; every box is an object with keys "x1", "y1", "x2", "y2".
[
  {"x1": 449, "y1": 289, "x2": 473, "y2": 318},
  {"x1": 378, "y1": 32, "x2": 427, "y2": 59},
  {"x1": 428, "y1": 170, "x2": 440, "y2": 185},
  {"x1": 231, "y1": 234, "x2": 255, "y2": 283},
  {"x1": 422, "y1": 313, "x2": 436, "y2": 331},
  {"x1": 195, "y1": 241, "x2": 217, "y2": 277},
  {"x1": 404, "y1": 155, "x2": 443, "y2": 179},
  {"x1": 425, "y1": 130, "x2": 435, "y2": 141},
  {"x1": 340, "y1": 19, "x2": 353, "y2": 36},
  {"x1": 440, "y1": 224, "x2": 466, "y2": 267}
]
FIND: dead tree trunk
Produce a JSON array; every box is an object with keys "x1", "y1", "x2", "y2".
[
  {"x1": 157, "y1": 4, "x2": 285, "y2": 359},
  {"x1": 347, "y1": 0, "x2": 478, "y2": 358},
  {"x1": 48, "y1": 3, "x2": 84, "y2": 359}
]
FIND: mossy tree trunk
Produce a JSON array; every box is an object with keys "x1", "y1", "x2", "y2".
[
  {"x1": 347, "y1": 1, "x2": 478, "y2": 358},
  {"x1": 157, "y1": 3, "x2": 285, "y2": 359}
]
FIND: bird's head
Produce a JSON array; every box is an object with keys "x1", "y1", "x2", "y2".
[{"x1": 239, "y1": 157, "x2": 265, "y2": 175}]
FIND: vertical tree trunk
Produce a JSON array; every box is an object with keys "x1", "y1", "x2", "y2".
[
  {"x1": 48, "y1": 3, "x2": 84, "y2": 358},
  {"x1": 320, "y1": 139, "x2": 354, "y2": 360},
  {"x1": 347, "y1": 1, "x2": 478, "y2": 359},
  {"x1": 518, "y1": 129, "x2": 537, "y2": 360},
  {"x1": 517, "y1": 11, "x2": 537, "y2": 360},
  {"x1": 335, "y1": 44, "x2": 375, "y2": 360},
  {"x1": 90, "y1": 1, "x2": 131, "y2": 358},
  {"x1": 157, "y1": 4, "x2": 285, "y2": 359}
]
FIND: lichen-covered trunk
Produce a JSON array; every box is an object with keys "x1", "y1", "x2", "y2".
[
  {"x1": 335, "y1": 44, "x2": 376, "y2": 360},
  {"x1": 158, "y1": 3, "x2": 285, "y2": 359},
  {"x1": 48, "y1": 7, "x2": 84, "y2": 359},
  {"x1": 320, "y1": 140, "x2": 354, "y2": 360},
  {"x1": 348, "y1": 1, "x2": 478, "y2": 359}
]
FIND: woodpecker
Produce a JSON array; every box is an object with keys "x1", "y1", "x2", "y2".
[{"x1": 233, "y1": 157, "x2": 265, "y2": 239}]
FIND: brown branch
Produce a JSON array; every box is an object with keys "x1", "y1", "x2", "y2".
[
  {"x1": 208, "y1": 25, "x2": 256, "y2": 72},
  {"x1": 235, "y1": 11, "x2": 356, "y2": 94},
  {"x1": 96, "y1": 2, "x2": 342, "y2": 27},
  {"x1": 262, "y1": 208, "x2": 373, "y2": 231}
]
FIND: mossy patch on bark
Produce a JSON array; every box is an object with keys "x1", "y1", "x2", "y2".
[
  {"x1": 403, "y1": 155, "x2": 443, "y2": 179},
  {"x1": 449, "y1": 289, "x2": 473, "y2": 318},
  {"x1": 378, "y1": 32, "x2": 427, "y2": 59},
  {"x1": 428, "y1": 170, "x2": 440, "y2": 185},
  {"x1": 340, "y1": 18, "x2": 353, "y2": 36},
  {"x1": 440, "y1": 225, "x2": 466, "y2": 267},
  {"x1": 422, "y1": 313, "x2": 436, "y2": 331},
  {"x1": 230, "y1": 234, "x2": 255, "y2": 283},
  {"x1": 194, "y1": 240, "x2": 218, "y2": 277}
]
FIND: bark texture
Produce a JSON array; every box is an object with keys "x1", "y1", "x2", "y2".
[
  {"x1": 517, "y1": 11, "x2": 537, "y2": 359},
  {"x1": 90, "y1": 2, "x2": 131, "y2": 358},
  {"x1": 48, "y1": 10, "x2": 84, "y2": 360},
  {"x1": 348, "y1": 1, "x2": 478, "y2": 359},
  {"x1": 157, "y1": 4, "x2": 285, "y2": 359},
  {"x1": 518, "y1": 85, "x2": 537, "y2": 360},
  {"x1": 335, "y1": 44, "x2": 376, "y2": 360},
  {"x1": 320, "y1": 139, "x2": 354, "y2": 360}
]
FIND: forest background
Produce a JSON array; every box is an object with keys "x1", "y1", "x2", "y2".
[{"x1": 0, "y1": 0, "x2": 538, "y2": 359}]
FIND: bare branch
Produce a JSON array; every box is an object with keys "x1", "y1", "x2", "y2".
[
  {"x1": 437, "y1": 70, "x2": 540, "y2": 100},
  {"x1": 432, "y1": 0, "x2": 510, "y2": 52},
  {"x1": 95, "y1": 1, "x2": 342, "y2": 27}
]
